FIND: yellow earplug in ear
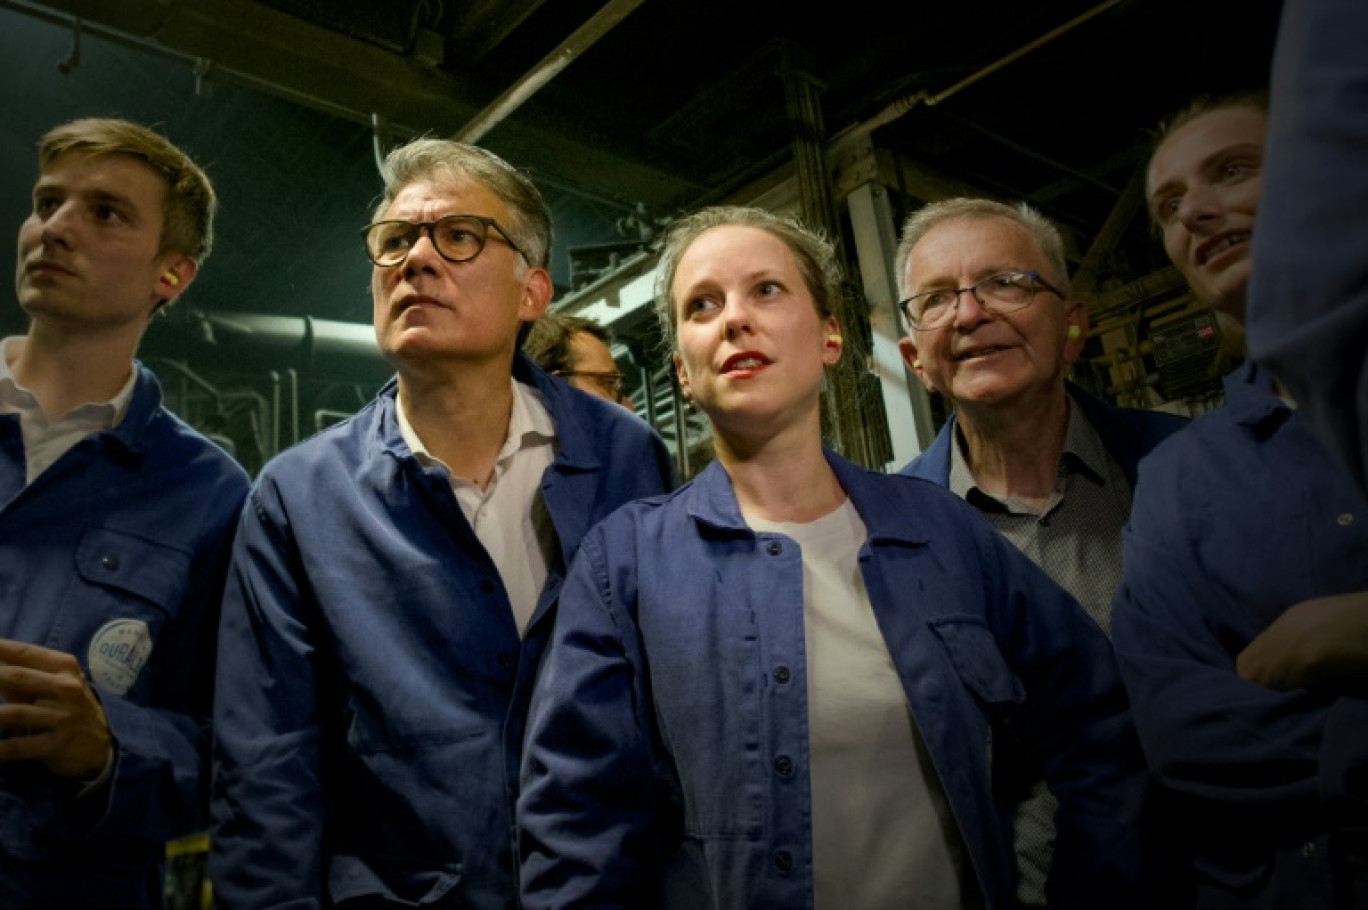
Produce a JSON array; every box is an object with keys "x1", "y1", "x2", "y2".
[
  {"x1": 827, "y1": 333, "x2": 843, "y2": 347},
  {"x1": 1067, "y1": 325, "x2": 1081, "y2": 340},
  {"x1": 164, "y1": 271, "x2": 180, "y2": 287},
  {"x1": 913, "y1": 359, "x2": 922, "y2": 369}
]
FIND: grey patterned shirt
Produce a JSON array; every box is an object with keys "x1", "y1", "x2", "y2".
[
  {"x1": 948, "y1": 401, "x2": 1132, "y2": 634},
  {"x1": 946, "y1": 400, "x2": 1132, "y2": 907}
]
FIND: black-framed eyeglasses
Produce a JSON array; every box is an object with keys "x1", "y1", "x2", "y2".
[
  {"x1": 554, "y1": 370, "x2": 626, "y2": 398},
  {"x1": 361, "y1": 213, "x2": 526, "y2": 268},
  {"x1": 898, "y1": 269, "x2": 1065, "y2": 331}
]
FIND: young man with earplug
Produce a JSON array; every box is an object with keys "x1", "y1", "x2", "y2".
[
  {"x1": 0, "y1": 118, "x2": 249, "y2": 908},
  {"x1": 893, "y1": 198, "x2": 1185, "y2": 907},
  {"x1": 1111, "y1": 92, "x2": 1368, "y2": 908}
]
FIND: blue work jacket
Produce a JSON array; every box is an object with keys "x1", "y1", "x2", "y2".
[
  {"x1": 900, "y1": 383, "x2": 1186, "y2": 486},
  {"x1": 1113, "y1": 362, "x2": 1368, "y2": 909},
  {"x1": 0, "y1": 363, "x2": 248, "y2": 908},
  {"x1": 1249, "y1": 0, "x2": 1368, "y2": 494},
  {"x1": 210, "y1": 356, "x2": 673, "y2": 910},
  {"x1": 519, "y1": 450, "x2": 1148, "y2": 909}
]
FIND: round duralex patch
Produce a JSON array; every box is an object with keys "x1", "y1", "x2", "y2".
[{"x1": 87, "y1": 619, "x2": 154, "y2": 696}]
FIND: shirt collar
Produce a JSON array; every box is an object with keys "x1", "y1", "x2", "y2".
[
  {"x1": 948, "y1": 397, "x2": 1109, "y2": 503},
  {"x1": 0, "y1": 335, "x2": 137, "y2": 430},
  {"x1": 395, "y1": 376, "x2": 556, "y2": 471},
  {"x1": 684, "y1": 448, "x2": 928, "y2": 545},
  {"x1": 1059, "y1": 397, "x2": 1110, "y2": 485}
]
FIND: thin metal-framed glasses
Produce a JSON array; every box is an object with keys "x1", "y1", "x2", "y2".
[
  {"x1": 554, "y1": 370, "x2": 626, "y2": 399},
  {"x1": 361, "y1": 213, "x2": 526, "y2": 268},
  {"x1": 898, "y1": 269, "x2": 1065, "y2": 331}
]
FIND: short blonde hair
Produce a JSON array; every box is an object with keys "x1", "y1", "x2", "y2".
[
  {"x1": 654, "y1": 206, "x2": 841, "y2": 350},
  {"x1": 39, "y1": 117, "x2": 217, "y2": 262}
]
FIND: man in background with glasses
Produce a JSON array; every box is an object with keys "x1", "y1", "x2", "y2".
[
  {"x1": 522, "y1": 311, "x2": 634, "y2": 411},
  {"x1": 894, "y1": 198, "x2": 1184, "y2": 908},
  {"x1": 211, "y1": 139, "x2": 672, "y2": 909}
]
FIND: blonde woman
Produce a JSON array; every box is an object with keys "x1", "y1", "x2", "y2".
[{"x1": 518, "y1": 207, "x2": 1148, "y2": 909}]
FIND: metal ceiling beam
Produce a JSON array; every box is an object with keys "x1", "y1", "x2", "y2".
[
  {"x1": 11, "y1": 0, "x2": 486, "y2": 127},
  {"x1": 1071, "y1": 162, "x2": 1149, "y2": 302},
  {"x1": 1030, "y1": 145, "x2": 1146, "y2": 204},
  {"x1": 448, "y1": 0, "x2": 550, "y2": 63},
  {"x1": 941, "y1": 112, "x2": 1122, "y2": 197},
  {"x1": 455, "y1": 0, "x2": 645, "y2": 144},
  {"x1": 8, "y1": 0, "x2": 693, "y2": 208},
  {"x1": 832, "y1": 0, "x2": 1124, "y2": 145}
]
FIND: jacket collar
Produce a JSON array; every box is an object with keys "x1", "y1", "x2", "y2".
[
  {"x1": 370, "y1": 353, "x2": 603, "y2": 473},
  {"x1": 1222, "y1": 360, "x2": 1289, "y2": 434},
  {"x1": 102, "y1": 361, "x2": 164, "y2": 456},
  {"x1": 909, "y1": 381, "x2": 1156, "y2": 487},
  {"x1": 684, "y1": 447, "x2": 928, "y2": 545}
]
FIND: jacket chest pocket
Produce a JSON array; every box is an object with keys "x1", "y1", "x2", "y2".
[
  {"x1": 929, "y1": 616, "x2": 1025, "y2": 774},
  {"x1": 72, "y1": 526, "x2": 189, "y2": 697},
  {"x1": 930, "y1": 617, "x2": 1024, "y2": 708}
]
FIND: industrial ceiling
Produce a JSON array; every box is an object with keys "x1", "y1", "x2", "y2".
[{"x1": 0, "y1": 0, "x2": 1282, "y2": 469}]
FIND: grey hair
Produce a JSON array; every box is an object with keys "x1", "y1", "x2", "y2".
[
  {"x1": 894, "y1": 198, "x2": 1070, "y2": 299},
  {"x1": 372, "y1": 138, "x2": 552, "y2": 270},
  {"x1": 654, "y1": 205, "x2": 842, "y2": 351}
]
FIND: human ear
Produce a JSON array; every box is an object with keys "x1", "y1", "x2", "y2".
[
  {"x1": 1063, "y1": 301, "x2": 1088, "y2": 363},
  {"x1": 152, "y1": 256, "x2": 197, "y2": 310},
  {"x1": 518, "y1": 268, "x2": 553, "y2": 322},
  {"x1": 822, "y1": 316, "x2": 842, "y2": 364},
  {"x1": 898, "y1": 336, "x2": 936, "y2": 392},
  {"x1": 673, "y1": 351, "x2": 691, "y2": 400}
]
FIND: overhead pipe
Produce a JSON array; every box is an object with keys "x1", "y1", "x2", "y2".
[
  {"x1": 1, "y1": 0, "x2": 383, "y2": 126},
  {"x1": 455, "y1": 0, "x2": 645, "y2": 144},
  {"x1": 142, "y1": 310, "x2": 392, "y2": 386}
]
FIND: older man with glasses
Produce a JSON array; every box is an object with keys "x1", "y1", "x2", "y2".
[
  {"x1": 210, "y1": 139, "x2": 673, "y2": 910},
  {"x1": 895, "y1": 198, "x2": 1185, "y2": 908}
]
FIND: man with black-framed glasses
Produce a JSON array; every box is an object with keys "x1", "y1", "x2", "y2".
[
  {"x1": 895, "y1": 198, "x2": 1185, "y2": 908},
  {"x1": 210, "y1": 138, "x2": 673, "y2": 910},
  {"x1": 522, "y1": 311, "x2": 634, "y2": 411}
]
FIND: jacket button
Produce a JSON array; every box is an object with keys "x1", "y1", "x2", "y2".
[
  {"x1": 100, "y1": 554, "x2": 120, "y2": 571},
  {"x1": 1339, "y1": 512, "x2": 1355, "y2": 527},
  {"x1": 766, "y1": 542, "x2": 782, "y2": 556},
  {"x1": 1301, "y1": 841, "x2": 1317, "y2": 858},
  {"x1": 773, "y1": 849, "x2": 793, "y2": 873},
  {"x1": 496, "y1": 652, "x2": 514, "y2": 670},
  {"x1": 772, "y1": 666, "x2": 791, "y2": 684},
  {"x1": 774, "y1": 754, "x2": 793, "y2": 777},
  {"x1": 480, "y1": 579, "x2": 496, "y2": 594}
]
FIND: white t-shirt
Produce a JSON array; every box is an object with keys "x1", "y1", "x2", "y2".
[{"x1": 749, "y1": 499, "x2": 970, "y2": 910}]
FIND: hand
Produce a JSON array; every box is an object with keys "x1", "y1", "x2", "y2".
[
  {"x1": 0, "y1": 639, "x2": 113, "y2": 780},
  {"x1": 1237, "y1": 592, "x2": 1368, "y2": 691}
]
